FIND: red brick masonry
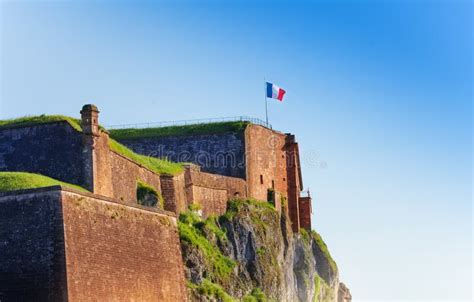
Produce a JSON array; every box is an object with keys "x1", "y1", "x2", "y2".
[{"x1": 0, "y1": 186, "x2": 188, "y2": 302}]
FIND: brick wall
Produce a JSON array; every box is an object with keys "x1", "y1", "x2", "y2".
[
  {"x1": 61, "y1": 190, "x2": 187, "y2": 302},
  {"x1": 116, "y1": 132, "x2": 247, "y2": 179},
  {"x1": 160, "y1": 173, "x2": 188, "y2": 214},
  {"x1": 244, "y1": 125, "x2": 288, "y2": 202},
  {"x1": 0, "y1": 122, "x2": 87, "y2": 188},
  {"x1": 0, "y1": 190, "x2": 66, "y2": 301},
  {"x1": 109, "y1": 150, "x2": 162, "y2": 206},
  {"x1": 0, "y1": 188, "x2": 67, "y2": 301},
  {"x1": 184, "y1": 165, "x2": 247, "y2": 217},
  {"x1": 285, "y1": 135, "x2": 302, "y2": 232},
  {"x1": 0, "y1": 187, "x2": 188, "y2": 301},
  {"x1": 90, "y1": 132, "x2": 114, "y2": 196},
  {"x1": 299, "y1": 196, "x2": 312, "y2": 230}
]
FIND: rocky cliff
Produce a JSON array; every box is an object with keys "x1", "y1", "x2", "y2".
[{"x1": 178, "y1": 199, "x2": 351, "y2": 302}]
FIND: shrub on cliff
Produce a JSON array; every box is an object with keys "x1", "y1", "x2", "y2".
[
  {"x1": 311, "y1": 231, "x2": 338, "y2": 274},
  {"x1": 178, "y1": 211, "x2": 236, "y2": 281}
]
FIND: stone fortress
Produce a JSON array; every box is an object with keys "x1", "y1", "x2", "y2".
[{"x1": 0, "y1": 104, "x2": 331, "y2": 301}]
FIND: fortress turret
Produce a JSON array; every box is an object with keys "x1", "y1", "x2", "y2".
[{"x1": 80, "y1": 104, "x2": 100, "y2": 136}]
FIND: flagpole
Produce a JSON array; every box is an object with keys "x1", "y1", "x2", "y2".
[{"x1": 264, "y1": 79, "x2": 269, "y2": 127}]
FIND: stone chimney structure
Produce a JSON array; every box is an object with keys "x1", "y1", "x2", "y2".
[
  {"x1": 80, "y1": 104, "x2": 100, "y2": 136},
  {"x1": 81, "y1": 104, "x2": 113, "y2": 196},
  {"x1": 285, "y1": 134, "x2": 302, "y2": 232}
]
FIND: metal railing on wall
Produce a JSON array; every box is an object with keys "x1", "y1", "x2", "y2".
[{"x1": 106, "y1": 116, "x2": 272, "y2": 130}]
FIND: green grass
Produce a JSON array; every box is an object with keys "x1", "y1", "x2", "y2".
[
  {"x1": 188, "y1": 279, "x2": 236, "y2": 302},
  {"x1": 109, "y1": 121, "x2": 249, "y2": 140},
  {"x1": 299, "y1": 228, "x2": 311, "y2": 245},
  {"x1": 0, "y1": 172, "x2": 88, "y2": 193},
  {"x1": 0, "y1": 114, "x2": 109, "y2": 132},
  {"x1": 312, "y1": 274, "x2": 334, "y2": 302},
  {"x1": 109, "y1": 139, "x2": 183, "y2": 175},
  {"x1": 0, "y1": 115, "x2": 83, "y2": 132},
  {"x1": 223, "y1": 198, "x2": 276, "y2": 221},
  {"x1": 311, "y1": 231, "x2": 338, "y2": 274},
  {"x1": 178, "y1": 211, "x2": 236, "y2": 281},
  {"x1": 0, "y1": 115, "x2": 184, "y2": 176},
  {"x1": 243, "y1": 288, "x2": 267, "y2": 302}
]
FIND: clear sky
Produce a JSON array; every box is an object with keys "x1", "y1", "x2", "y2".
[{"x1": 1, "y1": 1, "x2": 472, "y2": 300}]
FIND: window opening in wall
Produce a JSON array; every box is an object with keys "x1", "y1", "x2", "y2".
[
  {"x1": 260, "y1": 175, "x2": 264, "y2": 184},
  {"x1": 272, "y1": 180, "x2": 275, "y2": 189}
]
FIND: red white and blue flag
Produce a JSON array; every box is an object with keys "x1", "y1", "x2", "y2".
[{"x1": 266, "y1": 82, "x2": 286, "y2": 101}]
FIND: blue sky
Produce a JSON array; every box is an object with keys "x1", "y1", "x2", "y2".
[{"x1": 1, "y1": 1, "x2": 472, "y2": 300}]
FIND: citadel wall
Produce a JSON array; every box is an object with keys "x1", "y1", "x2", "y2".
[
  {"x1": 184, "y1": 164, "x2": 247, "y2": 217},
  {"x1": 0, "y1": 188, "x2": 67, "y2": 302},
  {"x1": 0, "y1": 104, "x2": 312, "y2": 228},
  {"x1": 0, "y1": 122, "x2": 87, "y2": 188},
  {"x1": 118, "y1": 132, "x2": 247, "y2": 178},
  {"x1": 244, "y1": 124, "x2": 288, "y2": 202},
  {"x1": 299, "y1": 196, "x2": 312, "y2": 230},
  {"x1": 61, "y1": 189, "x2": 187, "y2": 302},
  {"x1": 0, "y1": 186, "x2": 188, "y2": 302},
  {"x1": 160, "y1": 172, "x2": 188, "y2": 214},
  {"x1": 113, "y1": 121, "x2": 311, "y2": 229}
]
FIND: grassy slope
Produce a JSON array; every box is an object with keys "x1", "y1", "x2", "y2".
[
  {"x1": 109, "y1": 139, "x2": 183, "y2": 175},
  {"x1": 0, "y1": 115, "x2": 83, "y2": 132},
  {"x1": 0, "y1": 115, "x2": 184, "y2": 176},
  {"x1": 109, "y1": 121, "x2": 249, "y2": 140},
  {"x1": 0, "y1": 172, "x2": 88, "y2": 192}
]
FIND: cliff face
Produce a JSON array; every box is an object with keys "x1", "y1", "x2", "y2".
[{"x1": 179, "y1": 200, "x2": 350, "y2": 302}]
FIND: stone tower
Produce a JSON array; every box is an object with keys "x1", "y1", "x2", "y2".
[
  {"x1": 81, "y1": 104, "x2": 113, "y2": 196},
  {"x1": 80, "y1": 104, "x2": 100, "y2": 136}
]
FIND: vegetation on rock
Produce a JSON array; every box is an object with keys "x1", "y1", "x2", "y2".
[
  {"x1": 188, "y1": 279, "x2": 235, "y2": 302},
  {"x1": 312, "y1": 275, "x2": 335, "y2": 302},
  {"x1": 179, "y1": 198, "x2": 341, "y2": 302},
  {"x1": 243, "y1": 288, "x2": 268, "y2": 302},
  {"x1": 311, "y1": 231, "x2": 338, "y2": 274},
  {"x1": 109, "y1": 121, "x2": 249, "y2": 140},
  {"x1": 178, "y1": 210, "x2": 236, "y2": 281},
  {"x1": 0, "y1": 172, "x2": 88, "y2": 193}
]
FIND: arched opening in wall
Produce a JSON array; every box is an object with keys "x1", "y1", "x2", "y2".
[
  {"x1": 136, "y1": 180, "x2": 163, "y2": 209},
  {"x1": 267, "y1": 188, "x2": 275, "y2": 206},
  {"x1": 260, "y1": 175, "x2": 264, "y2": 185},
  {"x1": 234, "y1": 192, "x2": 241, "y2": 198}
]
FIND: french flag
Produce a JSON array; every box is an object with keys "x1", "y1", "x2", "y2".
[{"x1": 266, "y1": 82, "x2": 286, "y2": 101}]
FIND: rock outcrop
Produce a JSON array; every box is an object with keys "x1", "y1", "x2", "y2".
[{"x1": 178, "y1": 199, "x2": 351, "y2": 301}]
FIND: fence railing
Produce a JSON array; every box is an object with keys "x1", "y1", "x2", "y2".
[{"x1": 106, "y1": 116, "x2": 272, "y2": 130}]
